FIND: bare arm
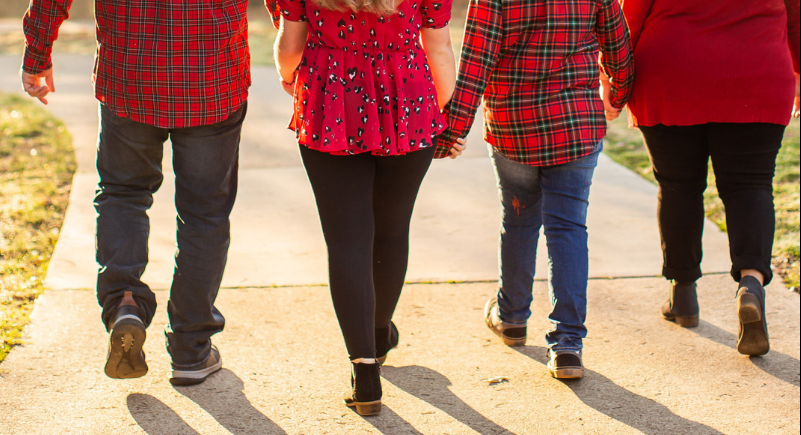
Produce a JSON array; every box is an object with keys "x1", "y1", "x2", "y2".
[
  {"x1": 274, "y1": 18, "x2": 309, "y2": 87},
  {"x1": 420, "y1": 26, "x2": 456, "y2": 110}
]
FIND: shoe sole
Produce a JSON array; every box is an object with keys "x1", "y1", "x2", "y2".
[
  {"x1": 663, "y1": 313, "x2": 699, "y2": 328},
  {"x1": 483, "y1": 299, "x2": 527, "y2": 346},
  {"x1": 105, "y1": 319, "x2": 148, "y2": 379},
  {"x1": 347, "y1": 400, "x2": 382, "y2": 416},
  {"x1": 736, "y1": 293, "x2": 769, "y2": 356},
  {"x1": 549, "y1": 366, "x2": 584, "y2": 379}
]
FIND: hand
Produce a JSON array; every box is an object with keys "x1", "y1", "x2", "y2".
[
  {"x1": 793, "y1": 73, "x2": 800, "y2": 119},
  {"x1": 281, "y1": 79, "x2": 294, "y2": 96},
  {"x1": 448, "y1": 137, "x2": 466, "y2": 159},
  {"x1": 21, "y1": 68, "x2": 55, "y2": 105},
  {"x1": 600, "y1": 77, "x2": 621, "y2": 121}
]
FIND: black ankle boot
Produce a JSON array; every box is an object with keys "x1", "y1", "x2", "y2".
[
  {"x1": 661, "y1": 281, "x2": 699, "y2": 327},
  {"x1": 736, "y1": 276, "x2": 770, "y2": 356},
  {"x1": 344, "y1": 362, "x2": 382, "y2": 416},
  {"x1": 375, "y1": 322, "x2": 399, "y2": 364}
]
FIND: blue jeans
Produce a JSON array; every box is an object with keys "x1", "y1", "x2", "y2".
[
  {"x1": 490, "y1": 142, "x2": 601, "y2": 352},
  {"x1": 95, "y1": 103, "x2": 245, "y2": 366}
]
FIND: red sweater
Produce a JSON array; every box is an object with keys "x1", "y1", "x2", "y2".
[{"x1": 621, "y1": 0, "x2": 800, "y2": 127}]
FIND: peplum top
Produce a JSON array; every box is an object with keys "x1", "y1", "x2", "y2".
[{"x1": 276, "y1": 0, "x2": 452, "y2": 155}]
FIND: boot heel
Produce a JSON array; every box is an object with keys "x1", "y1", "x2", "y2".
[
  {"x1": 353, "y1": 400, "x2": 382, "y2": 416},
  {"x1": 675, "y1": 315, "x2": 699, "y2": 328},
  {"x1": 737, "y1": 293, "x2": 762, "y2": 323}
]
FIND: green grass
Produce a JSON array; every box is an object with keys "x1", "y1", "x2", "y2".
[
  {"x1": 604, "y1": 113, "x2": 801, "y2": 289},
  {"x1": 0, "y1": 92, "x2": 76, "y2": 363}
]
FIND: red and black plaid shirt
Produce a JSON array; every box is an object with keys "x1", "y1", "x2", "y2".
[
  {"x1": 22, "y1": 0, "x2": 251, "y2": 128},
  {"x1": 437, "y1": 0, "x2": 634, "y2": 166}
]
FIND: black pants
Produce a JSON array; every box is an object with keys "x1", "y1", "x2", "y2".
[
  {"x1": 639, "y1": 123, "x2": 784, "y2": 285},
  {"x1": 299, "y1": 144, "x2": 435, "y2": 360},
  {"x1": 96, "y1": 103, "x2": 245, "y2": 366}
]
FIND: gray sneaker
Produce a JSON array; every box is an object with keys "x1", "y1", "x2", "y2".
[
  {"x1": 484, "y1": 297, "x2": 527, "y2": 346},
  {"x1": 170, "y1": 345, "x2": 222, "y2": 386}
]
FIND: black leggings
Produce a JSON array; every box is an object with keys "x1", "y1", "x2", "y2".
[
  {"x1": 299, "y1": 144, "x2": 436, "y2": 360},
  {"x1": 639, "y1": 123, "x2": 784, "y2": 285}
]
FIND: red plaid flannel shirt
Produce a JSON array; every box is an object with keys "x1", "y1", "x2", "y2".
[
  {"x1": 437, "y1": 0, "x2": 634, "y2": 165},
  {"x1": 22, "y1": 0, "x2": 251, "y2": 128}
]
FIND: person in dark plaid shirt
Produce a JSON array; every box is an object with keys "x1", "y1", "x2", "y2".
[
  {"x1": 21, "y1": 0, "x2": 250, "y2": 385},
  {"x1": 441, "y1": 0, "x2": 634, "y2": 379}
]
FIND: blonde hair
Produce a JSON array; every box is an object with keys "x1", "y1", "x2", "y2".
[{"x1": 312, "y1": 0, "x2": 401, "y2": 16}]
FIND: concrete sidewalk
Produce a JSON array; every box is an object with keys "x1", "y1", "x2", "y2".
[{"x1": 0, "y1": 53, "x2": 798, "y2": 434}]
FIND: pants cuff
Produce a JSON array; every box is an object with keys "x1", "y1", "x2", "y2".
[
  {"x1": 662, "y1": 265, "x2": 702, "y2": 284},
  {"x1": 731, "y1": 255, "x2": 773, "y2": 285}
]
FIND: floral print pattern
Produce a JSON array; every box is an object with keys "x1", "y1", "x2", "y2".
[{"x1": 277, "y1": 0, "x2": 452, "y2": 155}]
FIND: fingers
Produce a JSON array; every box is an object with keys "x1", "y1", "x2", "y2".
[
  {"x1": 280, "y1": 81, "x2": 294, "y2": 96},
  {"x1": 45, "y1": 72, "x2": 55, "y2": 93},
  {"x1": 448, "y1": 141, "x2": 466, "y2": 158},
  {"x1": 793, "y1": 97, "x2": 800, "y2": 118},
  {"x1": 21, "y1": 71, "x2": 51, "y2": 105},
  {"x1": 605, "y1": 109, "x2": 621, "y2": 121}
]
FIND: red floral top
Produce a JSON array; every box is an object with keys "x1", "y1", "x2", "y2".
[{"x1": 275, "y1": 0, "x2": 452, "y2": 155}]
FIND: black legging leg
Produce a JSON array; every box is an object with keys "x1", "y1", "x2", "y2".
[
  {"x1": 299, "y1": 145, "x2": 434, "y2": 359},
  {"x1": 372, "y1": 146, "x2": 435, "y2": 328}
]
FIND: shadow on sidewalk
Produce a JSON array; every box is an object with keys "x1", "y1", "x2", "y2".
[
  {"x1": 514, "y1": 346, "x2": 725, "y2": 435},
  {"x1": 693, "y1": 320, "x2": 800, "y2": 386},
  {"x1": 127, "y1": 393, "x2": 200, "y2": 435},
  {"x1": 360, "y1": 404, "x2": 425, "y2": 434},
  {"x1": 174, "y1": 369, "x2": 288, "y2": 435},
  {"x1": 381, "y1": 365, "x2": 518, "y2": 435}
]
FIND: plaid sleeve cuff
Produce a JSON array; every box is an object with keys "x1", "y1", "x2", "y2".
[{"x1": 22, "y1": 48, "x2": 52, "y2": 75}]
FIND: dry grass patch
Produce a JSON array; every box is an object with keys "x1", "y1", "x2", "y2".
[{"x1": 1, "y1": 92, "x2": 76, "y2": 363}]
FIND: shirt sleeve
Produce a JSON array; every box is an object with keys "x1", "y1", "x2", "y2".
[
  {"x1": 596, "y1": 0, "x2": 634, "y2": 110},
  {"x1": 619, "y1": 0, "x2": 654, "y2": 50},
  {"x1": 265, "y1": 0, "x2": 282, "y2": 29},
  {"x1": 22, "y1": 0, "x2": 73, "y2": 74},
  {"x1": 276, "y1": 0, "x2": 308, "y2": 22},
  {"x1": 421, "y1": 0, "x2": 453, "y2": 29},
  {"x1": 435, "y1": 0, "x2": 502, "y2": 156},
  {"x1": 785, "y1": 0, "x2": 800, "y2": 73}
]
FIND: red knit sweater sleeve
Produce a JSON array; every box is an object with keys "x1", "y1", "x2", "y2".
[
  {"x1": 785, "y1": 0, "x2": 800, "y2": 73},
  {"x1": 620, "y1": 0, "x2": 654, "y2": 49}
]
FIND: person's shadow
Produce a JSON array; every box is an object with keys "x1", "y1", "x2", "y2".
[
  {"x1": 692, "y1": 320, "x2": 800, "y2": 386},
  {"x1": 127, "y1": 394, "x2": 200, "y2": 435},
  {"x1": 381, "y1": 365, "x2": 518, "y2": 435},
  {"x1": 361, "y1": 405, "x2": 426, "y2": 434},
  {"x1": 172, "y1": 368, "x2": 288, "y2": 435},
  {"x1": 514, "y1": 346, "x2": 725, "y2": 435}
]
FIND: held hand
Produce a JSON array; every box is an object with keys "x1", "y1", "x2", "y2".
[
  {"x1": 793, "y1": 73, "x2": 800, "y2": 119},
  {"x1": 449, "y1": 137, "x2": 467, "y2": 159},
  {"x1": 600, "y1": 77, "x2": 621, "y2": 121},
  {"x1": 21, "y1": 68, "x2": 55, "y2": 105}
]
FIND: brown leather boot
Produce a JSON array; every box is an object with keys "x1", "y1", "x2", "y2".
[
  {"x1": 344, "y1": 362, "x2": 382, "y2": 416},
  {"x1": 661, "y1": 281, "x2": 700, "y2": 328}
]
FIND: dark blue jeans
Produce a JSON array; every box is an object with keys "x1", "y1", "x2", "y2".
[
  {"x1": 490, "y1": 143, "x2": 601, "y2": 352},
  {"x1": 95, "y1": 103, "x2": 245, "y2": 366}
]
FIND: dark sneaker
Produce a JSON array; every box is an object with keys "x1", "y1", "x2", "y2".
[
  {"x1": 484, "y1": 297, "x2": 527, "y2": 346},
  {"x1": 547, "y1": 350, "x2": 584, "y2": 379},
  {"x1": 736, "y1": 276, "x2": 770, "y2": 356},
  {"x1": 170, "y1": 345, "x2": 223, "y2": 386},
  {"x1": 105, "y1": 291, "x2": 148, "y2": 379},
  {"x1": 376, "y1": 322, "x2": 399, "y2": 365},
  {"x1": 344, "y1": 362, "x2": 382, "y2": 416},
  {"x1": 661, "y1": 281, "x2": 700, "y2": 328}
]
